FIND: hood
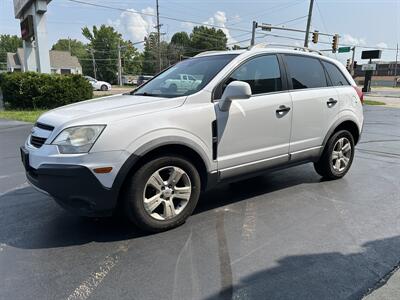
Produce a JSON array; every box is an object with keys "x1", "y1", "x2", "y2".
[{"x1": 38, "y1": 94, "x2": 186, "y2": 128}]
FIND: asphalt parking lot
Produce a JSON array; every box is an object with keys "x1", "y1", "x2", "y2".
[{"x1": 0, "y1": 106, "x2": 399, "y2": 300}]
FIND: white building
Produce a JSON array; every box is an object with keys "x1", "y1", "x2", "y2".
[{"x1": 7, "y1": 48, "x2": 82, "y2": 74}]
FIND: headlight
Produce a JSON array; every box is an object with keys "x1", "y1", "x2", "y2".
[{"x1": 52, "y1": 125, "x2": 105, "y2": 154}]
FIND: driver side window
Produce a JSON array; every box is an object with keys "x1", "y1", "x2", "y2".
[{"x1": 226, "y1": 55, "x2": 282, "y2": 96}]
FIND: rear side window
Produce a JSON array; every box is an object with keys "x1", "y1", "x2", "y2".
[
  {"x1": 285, "y1": 55, "x2": 327, "y2": 89},
  {"x1": 322, "y1": 61, "x2": 350, "y2": 86},
  {"x1": 227, "y1": 55, "x2": 282, "y2": 95}
]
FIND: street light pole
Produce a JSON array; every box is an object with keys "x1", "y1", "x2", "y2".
[
  {"x1": 251, "y1": 21, "x2": 257, "y2": 46},
  {"x1": 118, "y1": 40, "x2": 122, "y2": 86},
  {"x1": 156, "y1": 0, "x2": 161, "y2": 72},
  {"x1": 394, "y1": 43, "x2": 398, "y2": 87},
  {"x1": 351, "y1": 46, "x2": 356, "y2": 76},
  {"x1": 304, "y1": 0, "x2": 315, "y2": 48},
  {"x1": 90, "y1": 49, "x2": 97, "y2": 80}
]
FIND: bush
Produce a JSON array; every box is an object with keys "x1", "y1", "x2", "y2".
[{"x1": 0, "y1": 72, "x2": 93, "y2": 109}]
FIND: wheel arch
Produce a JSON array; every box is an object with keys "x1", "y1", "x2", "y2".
[
  {"x1": 322, "y1": 118, "x2": 361, "y2": 150},
  {"x1": 111, "y1": 138, "x2": 212, "y2": 211}
]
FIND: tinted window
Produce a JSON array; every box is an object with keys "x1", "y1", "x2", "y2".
[
  {"x1": 285, "y1": 55, "x2": 327, "y2": 89},
  {"x1": 322, "y1": 61, "x2": 350, "y2": 86},
  {"x1": 227, "y1": 55, "x2": 282, "y2": 95}
]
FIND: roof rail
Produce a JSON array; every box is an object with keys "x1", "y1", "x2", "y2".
[
  {"x1": 194, "y1": 50, "x2": 224, "y2": 57},
  {"x1": 248, "y1": 43, "x2": 324, "y2": 56}
]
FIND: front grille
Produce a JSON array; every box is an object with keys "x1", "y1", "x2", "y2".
[
  {"x1": 30, "y1": 136, "x2": 47, "y2": 148},
  {"x1": 35, "y1": 122, "x2": 55, "y2": 131}
]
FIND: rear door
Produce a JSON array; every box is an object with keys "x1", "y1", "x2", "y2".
[
  {"x1": 321, "y1": 60, "x2": 354, "y2": 127},
  {"x1": 283, "y1": 54, "x2": 338, "y2": 155}
]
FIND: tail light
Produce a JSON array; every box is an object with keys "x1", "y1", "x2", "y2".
[{"x1": 352, "y1": 86, "x2": 364, "y2": 103}]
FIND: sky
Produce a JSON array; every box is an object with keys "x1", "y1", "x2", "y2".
[{"x1": 1, "y1": 0, "x2": 400, "y2": 64}]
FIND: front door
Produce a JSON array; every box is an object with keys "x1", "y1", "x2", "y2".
[{"x1": 215, "y1": 54, "x2": 292, "y2": 179}]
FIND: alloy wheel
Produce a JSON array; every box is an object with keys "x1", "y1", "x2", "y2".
[
  {"x1": 143, "y1": 166, "x2": 191, "y2": 220},
  {"x1": 331, "y1": 137, "x2": 352, "y2": 172}
]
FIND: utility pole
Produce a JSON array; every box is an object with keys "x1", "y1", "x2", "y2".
[
  {"x1": 304, "y1": 0, "x2": 315, "y2": 48},
  {"x1": 251, "y1": 21, "x2": 257, "y2": 46},
  {"x1": 394, "y1": 43, "x2": 398, "y2": 87},
  {"x1": 155, "y1": 0, "x2": 162, "y2": 72},
  {"x1": 90, "y1": 49, "x2": 97, "y2": 80},
  {"x1": 351, "y1": 46, "x2": 356, "y2": 76},
  {"x1": 117, "y1": 40, "x2": 122, "y2": 86}
]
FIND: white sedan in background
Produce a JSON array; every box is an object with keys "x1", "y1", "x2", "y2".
[{"x1": 84, "y1": 76, "x2": 112, "y2": 91}]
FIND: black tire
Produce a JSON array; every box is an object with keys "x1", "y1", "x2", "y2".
[
  {"x1": 314, "y1": 130, "x2": 355, "y2": 180},
  {"x1": 123, "y1": 156, "x2": 201, "y2": 232},
  {"x1": 101, "y1": 84, "x2": 108, "y2": 91},
  {"x1": 169, "y1": 84, "x2": 177, "y2": 92}
]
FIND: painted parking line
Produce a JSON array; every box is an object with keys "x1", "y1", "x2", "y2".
[{"x1": 66, "y1": 243, "x2": 129, "y2": 300}]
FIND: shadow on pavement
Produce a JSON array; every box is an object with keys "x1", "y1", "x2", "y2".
[
  {"x1": 206, "y1": 235, "x2": 400, "y2": 300},
  {"x1": 195, "y1": 164, "x2": 322, "y2": 214},
  {"x1": 0, "y1": 164, "x2": 322, "y2": 250}
]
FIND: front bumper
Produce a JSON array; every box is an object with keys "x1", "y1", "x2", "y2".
[{"x1": 25, "y1": 161, "x2": 117, "y2": 217}]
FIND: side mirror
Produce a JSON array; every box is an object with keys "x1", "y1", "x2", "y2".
[{"x1": 219, "y1": 81, "x2": 252, "y2": 112}]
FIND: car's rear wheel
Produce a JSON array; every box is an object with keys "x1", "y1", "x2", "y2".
[
  {"x1": 169, "y1": 84, "x2": 177, "y2": 93},
  {"x1": 101, "y1": 84, "x2": 108, "y2": 91},
  {"x1": 314, "y1": 130, "x2": 355, "y2": 180},
  {"x1": 123, "y1": 156, "x2": 201, "y2": 232}
]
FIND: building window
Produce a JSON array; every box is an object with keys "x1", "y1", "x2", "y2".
[{"x1": 61, "y1": 69, "x2": 72, "y2": 75}]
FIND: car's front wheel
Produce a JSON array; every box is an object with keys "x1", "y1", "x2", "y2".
[
  {"x1": 123, "y1": 156, "x2": 201, "y2": 232},
  {"x1": 101, "y1": 84, "x2": 108, "y2": 91},
  {"x1": 314, "y1": 130, "x2": 355, "y2": 180}
]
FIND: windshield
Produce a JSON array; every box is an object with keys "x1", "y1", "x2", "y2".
[{"x1": 133, "y1": 54, "x2": 238, "y2": 98}]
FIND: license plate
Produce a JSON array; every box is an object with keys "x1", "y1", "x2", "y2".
[{"x1": 20, "y1": 147, "x2": 30, "y2": 171}]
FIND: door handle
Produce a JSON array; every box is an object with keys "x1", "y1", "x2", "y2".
[
  {"x1": 327, "y1": 98, "x2": 338, "y2": 107},
  {"x1": 276, "y1": 105, "x2": 291, "y2": 117}
]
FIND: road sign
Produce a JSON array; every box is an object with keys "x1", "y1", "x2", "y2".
[
  {"x1": 20, "y1": 15, "x2": 34, "y2": 40},
  {"x1": 338, "y1": 46, "x2": 351, "y2": 53},
  {"x1": 261, "y1": 23, "x2": 272, "y2": 31},
  {"x1": 362, "y1": 64, "x2": 377, "y2": 71},
  {"x1": 361, "y1": 50, "x2": 382, "y2": 60}
]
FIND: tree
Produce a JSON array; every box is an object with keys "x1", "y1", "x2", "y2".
[
  {"x1": 82, "y1": 25, "x2": 122, "y2": 83},
  {"x1": 171, "y1": 32, "x2": 190, "y2": 47},
  {"x1": 189, "y1": 26, "x2": 227, "y2": 56},
  {"x1": 52, "y1": 38, "x2": 92, "y2": 75},
  {"x1": 82, "y1": 25, "x2": 141, "y2": 82},
  {"x1": 121, "y1": 40, "x2": 142, "y2": 75},
  {"x1": 231, "y1": 45, "x2": 242, "y2": 50},
  {"x1": 169, "y1": 32, "x2": 191, "y2": 65},
  {"x1": 52, "y1": 38, "x2": 87, "y2": 58},
  {"x1": 142, "y1": 33, "x2": 158, "y2": 75},
  {"x1": 0, "y1": 34, "x2": 23, "y2": 68}
]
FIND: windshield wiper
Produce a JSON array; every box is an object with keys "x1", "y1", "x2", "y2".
[{"x1": 133, "y1": 92, "x2": 158, "y2": 97}]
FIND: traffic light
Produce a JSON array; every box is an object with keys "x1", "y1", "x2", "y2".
[
  {"x1": 332, "y1": 34, "x2": 339, "y2": 53},
  {"x1": 312, "y1": 31, "x2": 319, "y2": 44},
  {"x1": 346, "y1": 59, "x2": 351, "y2": 70}
]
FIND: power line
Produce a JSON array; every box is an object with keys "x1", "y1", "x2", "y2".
[
  {"x1": 64, "y1": 0, "x2": 252, "y2": 33},
  {"x1": 275, "y1": 15, "x2": 308, "y2": 26},
  {"x1": 227, "y1": 0, "x2": 305, "y2": 26}
]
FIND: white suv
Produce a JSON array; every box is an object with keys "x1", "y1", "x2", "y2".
[{"x1": 21, "y1": 46, "x2": 364, "y2": 232}]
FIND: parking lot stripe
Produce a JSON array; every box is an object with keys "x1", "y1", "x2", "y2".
[{"x1": 66, "y1": 243, "x2": 129, "y2": 300}]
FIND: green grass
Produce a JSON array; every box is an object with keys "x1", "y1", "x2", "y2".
[
  {"x1": 363, "y1": 99, "x2": 386, "y2": 106},
  {"x1": 0, "y1": 110, "x2": 46, "y2": 123}
]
